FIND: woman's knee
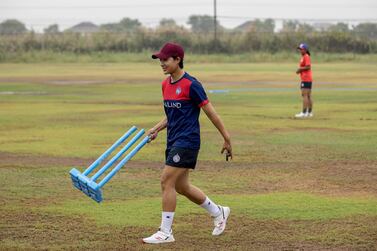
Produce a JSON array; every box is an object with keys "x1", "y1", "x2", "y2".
[
  {"x1": 175, "y1": 183, "x2": 190, "y2": 195},
  {"x1": 303, "y1": 90, "x2": 311, "y2": 97},
  {"x1": 160, "y1": 174, "x2": 175, "y2": 191}
]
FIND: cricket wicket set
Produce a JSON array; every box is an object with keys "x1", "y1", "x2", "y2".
[{"x1": 69, "y1": 126, "x2": 149, "y2": 203}]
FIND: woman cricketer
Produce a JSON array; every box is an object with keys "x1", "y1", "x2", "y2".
[
  {"x1": 295, "y1": 43, "x2": 314, "y2": 118},
  {"x1": 142, "y1": 42, "x2": 233, "y2": 244}
]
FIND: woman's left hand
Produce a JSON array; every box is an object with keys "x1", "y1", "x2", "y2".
[{"x1": 221, "y1": 140, "x2": 233, "y2": 161}]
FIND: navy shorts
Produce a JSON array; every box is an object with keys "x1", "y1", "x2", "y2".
[
  {"x1": 301, "y1": 81, "x2": 312, "y2": 89},
  {"x1": 165, "y1": 147, "x2": 199, "y2": 169}
]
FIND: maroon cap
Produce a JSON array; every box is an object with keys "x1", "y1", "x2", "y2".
[{"x1": 152, "y1": 42, "x2": 184, "y2": 60}]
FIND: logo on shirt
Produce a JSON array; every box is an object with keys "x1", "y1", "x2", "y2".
[
  {"x1": 176, "y1": 87, "x2": 182, "y2": 95},
  {"x1": 173, "y1": 153, "x2": 181, "y2": 163},
  {"x1": 164, "y1": 101, "x2": 181, "y2": 109}
]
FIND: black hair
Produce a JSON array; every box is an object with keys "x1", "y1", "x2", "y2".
[
  {"x1": 173, "y1": 56, "x2": 184, "y2": 69},
  {"x1": 306, "y1": 50, "x2": 311, "y2": 56}
]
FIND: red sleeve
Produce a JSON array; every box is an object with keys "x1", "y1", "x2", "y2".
[
  {"x1": 304, "y1": 55, "x2": 311, "y2": 66},
  {"x1": 190, "y1": 80, "x2": 209, "y2": 108},
  {"x1": 198, "y1": 100, "x2": 209, "y2": 108}
]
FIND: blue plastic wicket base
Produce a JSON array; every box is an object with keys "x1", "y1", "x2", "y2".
[
  {"x1": 69, "y1": 168, "x2": 81, "y2": 190},
  {"x1": 87, "y1": 181, "x2": 103, "y2": 203},
  {"x1": 69, "y1": 168, "x2": 103, "y2": 203}
]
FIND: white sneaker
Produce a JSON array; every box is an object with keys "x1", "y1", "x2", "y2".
[
  {"x1": 142, "y1": 229, "x2": 175, "y2": 244},
  {"x1": 295, "y1": 112, "x2": 307, "y2": 118},
  {"x1": 307, "y1": 112, "x2": 313, "y2": 117},
  {"x1": 212, "y1": 206, "x2": 230, "y2": 236}
]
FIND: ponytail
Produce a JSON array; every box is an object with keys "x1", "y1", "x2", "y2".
[{"x1": 306, "y1": 50, "x2": 311, "y2": 56}]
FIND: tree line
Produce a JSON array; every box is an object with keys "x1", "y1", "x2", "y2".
[{"x1": 0, "y1": 17, "x2": 376, "y2": 54}]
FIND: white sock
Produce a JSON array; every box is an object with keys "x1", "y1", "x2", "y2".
[
  {"x1": 160, "y1": 212, "x2": 174, "y2": 234},
  {"x1": 200, "y1": 197, "x2": 221, "y2": 217}
]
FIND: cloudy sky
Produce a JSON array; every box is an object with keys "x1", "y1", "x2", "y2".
[{"x1": 1, "y1": 0, "x2": 376, "y2": 31}]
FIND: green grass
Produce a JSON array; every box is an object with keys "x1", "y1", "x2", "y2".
[
  {"x1": 40, "y1": 193, "x2": 377, "y2": 227},
  {"x1": 1, "y1": 61, "x2": 377, "y2": 250}
]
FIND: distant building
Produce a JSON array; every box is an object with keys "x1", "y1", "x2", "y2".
[
  {"x1": 66, "y1": 22, "x2": 99, "y2": 34},
  {"x1": 235, "y1": 21, "x2": 254, "y2": 32},
  {"x1": 234, "y1": 19, "x2": 276, "y2": 33}
]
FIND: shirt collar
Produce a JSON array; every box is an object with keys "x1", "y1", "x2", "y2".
[{"x1": 170, "y1": 72, "x2": 187, "y2": 84}]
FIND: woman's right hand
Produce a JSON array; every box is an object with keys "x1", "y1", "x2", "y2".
[{"x1": 147, "y1": 128, "x2": 158, "y2": 142}]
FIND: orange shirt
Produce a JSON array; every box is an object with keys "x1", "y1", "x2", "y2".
[{"x1": 299, "y1": 54, "x2": 312, "y2": 82}]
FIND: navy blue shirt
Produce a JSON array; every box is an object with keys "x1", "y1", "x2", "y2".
[{"x1": 162, "y1": 72, "x2": 209, "y2": 150}]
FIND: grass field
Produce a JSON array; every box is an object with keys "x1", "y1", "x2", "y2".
[{"x1": 0, "y1": 59, "x2": 377, "y2": 250}]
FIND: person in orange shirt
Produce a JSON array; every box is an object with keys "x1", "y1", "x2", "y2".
[{"x1": 295, "y1": 43, "x2": 313, "y2": 118}]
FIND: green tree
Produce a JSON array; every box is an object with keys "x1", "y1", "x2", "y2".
[
  {"x1": 44, "y1": 24, "x2": 60, "y2": 34},
  {"x1": 101, "y1": 18, "x2": 141, "y2": 33},
  {"x1": 249, "y1": 19, "x2": 275, "y2": 33},
  {"x1": 353, "y1": 23, "x2": 377, "y2": 38},
  {"x1": 159, "y1": 18, "x2": 177, "y2": 27},
  {"x1": 187, "y1": 15, "x2": 223, "y2": 33},
  {"x1": 297, "y1": 23, "x2": 315, "y2": 33},
  {"x1": 328, "y1": 23, "x2": 349, "y2": 33},
  {"x1": 0, "y1": 19, "x2": 27, "y2": 35},
  {"x1": 119, "y1": 18, "x2": 141, "y2": 31},
  {"x1": 281, "y1": 20, "x2": 299, "y2": 32}
]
